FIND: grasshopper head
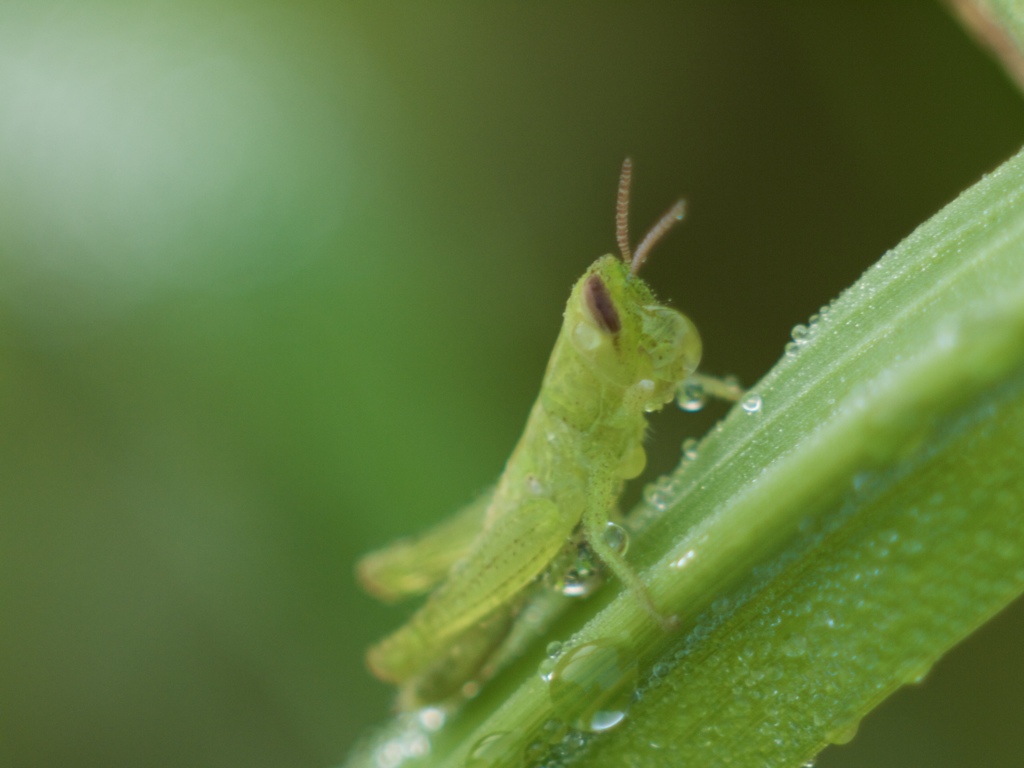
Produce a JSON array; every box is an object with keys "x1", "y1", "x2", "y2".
[
  {"x1": 569, "y1": 255, "x2": 702, "y2": 409},
  {"x1": 566, "y1": 159, "x2": 702, "y2": 410}
]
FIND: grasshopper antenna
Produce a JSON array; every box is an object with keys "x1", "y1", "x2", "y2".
[
  {"x1": 631, "y1": 198, "x2": 686, "y2": 275},
  {"x1": 617, "y1": 158, "x2": 687, "y2": 275},
  {"x1": 616, "y1": 157, "x2": 633, "y2": 265}
]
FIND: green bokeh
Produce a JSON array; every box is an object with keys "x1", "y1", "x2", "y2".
[{"x1": 1, "y1": 4, "x2": 1022, "y2": 767}]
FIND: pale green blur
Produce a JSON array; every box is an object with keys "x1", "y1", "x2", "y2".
[{"x1": 1, "y1": 4, "x2": 1022, "y2": 767}]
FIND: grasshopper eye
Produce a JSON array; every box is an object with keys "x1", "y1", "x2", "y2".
[{"x1": 583, "y1": 275, "x2": 621, "y2": 334}]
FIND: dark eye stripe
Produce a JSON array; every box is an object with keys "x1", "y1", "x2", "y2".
[{"x1": 584, "y1": 274, "x2": 621, "y2": 334}]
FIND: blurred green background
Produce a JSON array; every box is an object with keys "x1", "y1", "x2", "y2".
[{"x1": 2, "y1": 3, "x2": 1023, "y2": 767}]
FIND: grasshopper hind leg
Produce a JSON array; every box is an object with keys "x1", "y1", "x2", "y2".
[
  {"x1": 366, "y1": 496, "x2": 570, "y2": 685},
  {"x1": 356, "y1": 488, "x2": 493, "y2": 602},
  {"x1": 396, "y1": 594, "x2": 525, "y2": 710}
]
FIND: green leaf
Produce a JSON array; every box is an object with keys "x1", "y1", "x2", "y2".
[{"x1": 345, "y1": 146, "x2": 1024, "y2": 768}]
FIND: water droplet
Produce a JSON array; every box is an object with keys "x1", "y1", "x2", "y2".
[
  {"x1": 589, "y1": 710, "x2": 626, "y2": 731},
  {"x1": 560, "y1": 729, "x2": 587, "y2": 753},
  {"x1": 741, "y1": 393, "x2": 763, "y2": 414},
  {"x1": 417, "y1": 707, "x2": 445, "y2": 732},
  {"x1": 547, "y1": 639, "x2": 638, "y2": 733},
  {"x1": 603, "y1": 522, "x2": 629, "y2": 555},
  {"x1": 375, "y1": 725, "x2": 431, "y2": 768},
  {"x1": 681, "y1": 437, "x2": 699, "y2": 461},
  {"x1": 640, "y1": 379, "x2": 659, "y2": 412},
  {"x1": 784, "y1": 340, "x2": 801, "y2": 358},
  {"x1": 546, "y1": 641, "x2": 563, "y2": 658},
  {"x1": 525, "y1": 474, "x2": 545, "y2": 495},
  {"x1": 466, "y1": 731, "x2": 516, "y2": 768},
  {"x1": 791, "y1": 324, "x2": 810, "y2": 345},
  {"x1": 538, "y1": 657, "x2": 557, "y2": 682},
  {"x1": 670, "y1": 549, "x2": 697, "y2": 569},
  {"x1": 828, "y1": 719, "x2": 860, "y2": 745},
  {"x1": 541, "y1": 718, "x2": 567, "y2": 744},
  {"x1": 642, "y1": 476, "x2": 676, "y2": 512},
  {"x1": 558, "y1": 572, "x2": 599, "y2": 597},
  {"x1": 781, "y1": 635, "x2": 807, "y2": 658},
  {"x1": 525, "y1": 741, "x2": 547, "y2": 762},
  {"x1": 904, "y1": 660, "x2": 933, "y2": 685},
  {"x1": 677, "y1": 380, "x2": 707, "y2": 412},
  {"x1": 374, "y1": 740, "x2": 402, "y2": 768},
  {"x1": 550, "y1": 543, "x2": 602, "y2": 597}
]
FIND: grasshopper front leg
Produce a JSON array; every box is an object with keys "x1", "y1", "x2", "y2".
[
  {"x1": 680, "y1": 372, "x2": 745, "y2": 406},
  {"x1": 581, "y1": 467, "x2": 678, "y2": 631}
]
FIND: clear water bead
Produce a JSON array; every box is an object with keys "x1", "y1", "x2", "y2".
[
  {"x1": 547, "y1": 639, "x2": 638, "y2": 733},
  {"x1": 677, "y1": 380, "x2": 707, "y2": 412},
  {"x1": 603, "y1": 522, "x2": 629, "y2": 555},
  {"x1": 681, "y1": 437, "x2": 699, "y2": 461}
]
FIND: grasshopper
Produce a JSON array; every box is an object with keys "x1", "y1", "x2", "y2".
[{"x1": 358, "y1": 159, "x2": 738, "y2": 708}]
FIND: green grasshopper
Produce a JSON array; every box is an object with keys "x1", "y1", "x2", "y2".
[{"x1": 358, "y1": 159, "x2": 737, "y2": 708}]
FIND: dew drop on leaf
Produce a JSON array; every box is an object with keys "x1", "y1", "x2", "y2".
[
  {"x1": 547, "y1": 638, "x2": 638, "y2": 733},
  {"x1": 677, "y1": 380, "x2": 708, "y2": 412}
]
